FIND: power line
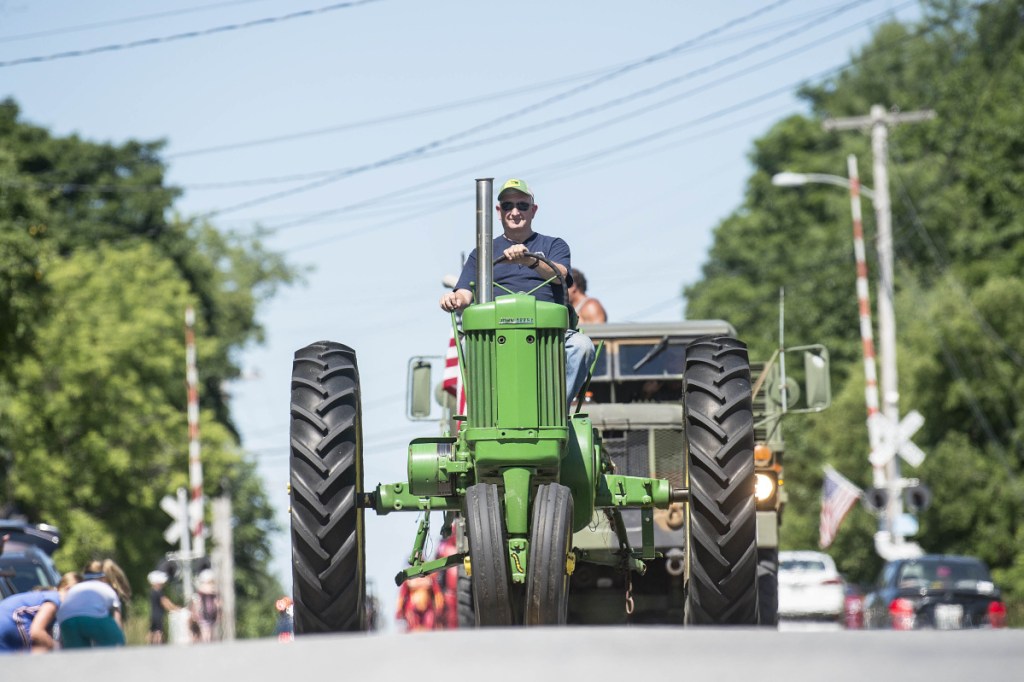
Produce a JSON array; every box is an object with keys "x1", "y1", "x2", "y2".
[
  {"x1": 194, "y1": 0, "x2": 798, "y2": 219},
  {"x1": 169, "y1": 0, "x2": 858, "y2": 161},
  {"x1": 165, "y1": 66, "x2": 617, "y2": 159},
  {"x1": 269, "y1": 8, "x2": 942, "y2": 241},
  {"x1": 4, "y1": 2, "x2": 902, "y2": 200},
  {"x1": 414, "y1": 0, "x2": 892, "y2": 160},
  {"x1": 0, "y1": 0, "x2": 383, "y2": 69},
  {"x1": 208, "y1": 0, "x2": 927, "y2": 221},
  {"x1": 0, "y1": 0, "x2": 270, "y2": 44}
]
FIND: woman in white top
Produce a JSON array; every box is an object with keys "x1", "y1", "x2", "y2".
[{"x1": 57, "y1": 559, "x2": 129, "y2": 648}]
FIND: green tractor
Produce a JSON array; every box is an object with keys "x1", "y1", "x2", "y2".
[{"x1": 288, "y1": 179, "x2": 761, "y2": 631}]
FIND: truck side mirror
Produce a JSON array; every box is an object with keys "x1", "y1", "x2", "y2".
[
  {"x1": 773, "y1": 344, "x2": 831, "y2": 414},
  {"x1": 407, "y1": 357, "x2": 436, "y2": 420},
  {"x1": 802, "y1": 346, "x2": 831, "y2": 411}
]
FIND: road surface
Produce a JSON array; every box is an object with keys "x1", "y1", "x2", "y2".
[{"x1": 8, "y1": 627, "x2": 1023, "y2": 681}]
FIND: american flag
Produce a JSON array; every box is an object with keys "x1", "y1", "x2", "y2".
[
  {"x1": 819, "y1": 465, "x2": 863, "y2": 548},
  {"x1": 442, "y1": 326, "x2": 466, "y2": 427}
]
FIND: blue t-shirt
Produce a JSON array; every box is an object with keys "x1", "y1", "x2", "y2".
[
  {"x1": 0, "y1": 590, "x2": 60, "y2": 651},
  {"x1": 454, "y1": 232, "x2": 573, "y2": 306}
]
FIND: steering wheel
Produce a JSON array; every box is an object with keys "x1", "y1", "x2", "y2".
[{"x1": 492, "y1": 251, "x2": 569, "y2": 308}]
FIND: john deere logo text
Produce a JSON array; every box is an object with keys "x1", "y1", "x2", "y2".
[{"x1": 499, "y1": 317, "x2": 534, "y2": 325}]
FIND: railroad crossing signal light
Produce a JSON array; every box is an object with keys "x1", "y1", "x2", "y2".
[
  {"x1": 904, "y1": 484, "x2": 932, "y2": 513},
  {"x1": 863, "y1": 487, "x2": 888, "y2": 513}
]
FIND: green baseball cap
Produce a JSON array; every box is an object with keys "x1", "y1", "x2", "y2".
[{"x1": 497, "y1": 178, "x2": 535, "y2": 201}]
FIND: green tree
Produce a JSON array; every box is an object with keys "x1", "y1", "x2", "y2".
[
  {"x1": 0, "y1": 100, "x2": 297, "y2": 636},
  {"x1": 684, "y1": 0, "x2": 1024, "y2": 617}
]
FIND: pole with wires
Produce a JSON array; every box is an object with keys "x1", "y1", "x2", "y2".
[{"x1": 185, "y1": 306, "x2": 205, "y2": 558}]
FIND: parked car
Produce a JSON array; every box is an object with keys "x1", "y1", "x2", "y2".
[
  {"x1": 843, "y1": 581, "x2": 866, "y2": 629},
  {"x1": 862, "y1": 554, "x2": 1007, "y2": 630},
  {"x1": 0, "y1": 520, "x2": 62, "y2": 594},
  {"x1": 778, "y1": 550, "x2": 845, "y2": 622},
  {"x1": 1, "y1": 569, "x2": 18, "y2": 598}
]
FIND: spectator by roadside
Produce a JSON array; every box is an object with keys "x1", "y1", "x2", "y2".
[
  {"x1": 146, "y1": 570, "x2": 180, "y2": 645},
  {"x1": 57, "y1": 560, "x2": 128, "y2": 648},
  {"x1": 568, "y1": 268, "x2": 608, "y2": 325},
  {"x1": 0, "y1": 571, "x2": 79, "y2": 653},
  {"x1": 191, "y1": 570, "x2": 220, "y2": 643}
]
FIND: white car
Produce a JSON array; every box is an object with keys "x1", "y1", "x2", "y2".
[{"x1": 778, "y1": 550, "x2": 845, "y2": 621}]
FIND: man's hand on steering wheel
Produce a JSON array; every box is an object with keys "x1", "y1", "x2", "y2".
[{"x1": 501, "y1": 243, "x2": 535, "y2": 267}]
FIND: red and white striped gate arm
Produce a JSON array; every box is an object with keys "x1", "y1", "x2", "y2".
[
  {"x1": 847, "y1": 155, "x2": 885, "y2": 488},
  {"x1": 185, "y1": 306, "x2": 205, "y2": 557}
]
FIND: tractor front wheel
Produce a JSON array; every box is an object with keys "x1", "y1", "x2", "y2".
[
  {"x1": 466, "y1": 483, "x2": 514, "y2": 626},
  {"x1": 525, "y1": 483, "x2": 573, "y2": 625}
]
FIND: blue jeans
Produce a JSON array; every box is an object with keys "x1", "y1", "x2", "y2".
[{"x1": 565, "y1": 329, "x2": 595, "y2": 410}]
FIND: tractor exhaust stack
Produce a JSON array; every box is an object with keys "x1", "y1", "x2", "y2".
[{"x1": 475, "y1": 178, "x2": 494, "y2": 304}]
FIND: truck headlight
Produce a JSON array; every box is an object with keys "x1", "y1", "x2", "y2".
[{"x1": 755, "y1": 472, "x2": 777, "y2": 507}]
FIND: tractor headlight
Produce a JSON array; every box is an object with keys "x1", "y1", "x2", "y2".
[{"x1": 755, "y1": 472, "x2": 777, "y2": 508}]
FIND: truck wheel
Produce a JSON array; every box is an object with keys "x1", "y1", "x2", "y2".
[
  {"x1": 683, "y1": 337, "x2": 758, "y2": 625},
  {"x1": 466, "y1": 483, "x2": 514, "y2": 626},
  {"x1": 525, "y1": 483, "x2": 573, "y2": 625},
  {"x1": 757, "y1": 548, "x2": 779, "y2": 627},
  {"x1": 289, "y1": 342, "x2": 366, "y2": 633},
  {"x1": 456, "y1": 566, "x2": 475, "y2": 627}
]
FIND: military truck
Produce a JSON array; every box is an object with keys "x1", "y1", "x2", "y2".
[
  {"x1": 562, "y1": 320, "x2": 830, "y2": 626},
  {"x1": 414, "y1": 318, "x2": 830, "y2": 627}
]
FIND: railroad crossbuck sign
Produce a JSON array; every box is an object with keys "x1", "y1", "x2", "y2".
[
  {"x1": 869, "y1": 410, "x2": 926, "y2": 468},
  {"x1": 160, "y1": 488, "x2": 202, "y2": 546}
]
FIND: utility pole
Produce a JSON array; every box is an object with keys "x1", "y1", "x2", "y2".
[
  {"x1": 824, "y1": 104, "x2": 934, "y2": 559},
  {"x1": 212, "y1": 495, "x2": 235, "y2": 641}
]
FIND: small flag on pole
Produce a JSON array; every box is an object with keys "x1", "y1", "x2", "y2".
[{"x1": 819, "y1": 465, "x2": 863, "y2": 548}]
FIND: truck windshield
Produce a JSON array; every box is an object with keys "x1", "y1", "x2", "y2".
[{"x1": 618, "y1": 342, "x2": 687, "y2": 378}]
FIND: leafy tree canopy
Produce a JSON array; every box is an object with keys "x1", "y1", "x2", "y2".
[
  {"x1": 0, "y1": 99, "x2": 298, "y2": 636},
  {"x1": 684, "y1": 0, "x2": 1024, "y2": 612}
]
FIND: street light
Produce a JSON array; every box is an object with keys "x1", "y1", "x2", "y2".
[{"x1": 771, "y1": 170, "x2": 876, "y2": 199}]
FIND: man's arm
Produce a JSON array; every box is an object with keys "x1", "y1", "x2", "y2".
[{"x1": 440, "y1": 288, "x2": 473, "y2": 312}]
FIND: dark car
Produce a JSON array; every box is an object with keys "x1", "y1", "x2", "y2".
[
  {"x1": 1, "y1": 569, "x2": 18, "y2": 598},
  {"x1": 862, "y1": 554, "x2": 1007, "y2": 630},
  {"x1": 0, "y1": 520, "x2": 62, "y2": 595}
]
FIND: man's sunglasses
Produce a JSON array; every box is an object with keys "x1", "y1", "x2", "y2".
[{"x1": 500, "y1": 201, "x2": 533, "y2": 212}]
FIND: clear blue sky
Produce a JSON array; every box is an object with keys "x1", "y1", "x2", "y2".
[{"x1": 1, "y1": 0, "x2": 920, "y2": 632}]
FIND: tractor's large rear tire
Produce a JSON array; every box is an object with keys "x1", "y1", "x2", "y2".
[
  {"x1": 525, "y1": 483, "x2": 573, "y2": 625},
  {"x1": 683, "y1": 337, "x2": 759, "y2": 625},
  {"x1": 289, "y1": 342, "x2": 366, "y2": 633},
  {"x1": 466, "y1": 483, "x2": 514, "y2": 626},
  {"x1": 757, "y1": 547, "x2": 779, "y2": 628}
]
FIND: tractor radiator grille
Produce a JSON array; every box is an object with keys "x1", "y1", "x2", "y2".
[
  {"x1": 537, "y1": 328, "x2": 567, "y2": 428},
  {"x1": 465, "y1": 328, "x2": 566, "y2": 429},
  {"x1": 467, "y1": 330, "x2": 496, "y2": 427}
]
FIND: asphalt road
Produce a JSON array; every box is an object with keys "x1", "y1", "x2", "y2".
[{"x1": 8, "y1": 627, "x2": 1024, "y2": 681}]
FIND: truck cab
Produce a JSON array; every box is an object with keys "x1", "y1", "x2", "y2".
[{"x1": 567, "y1": 320, "x2": 830, "y2": 625}]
